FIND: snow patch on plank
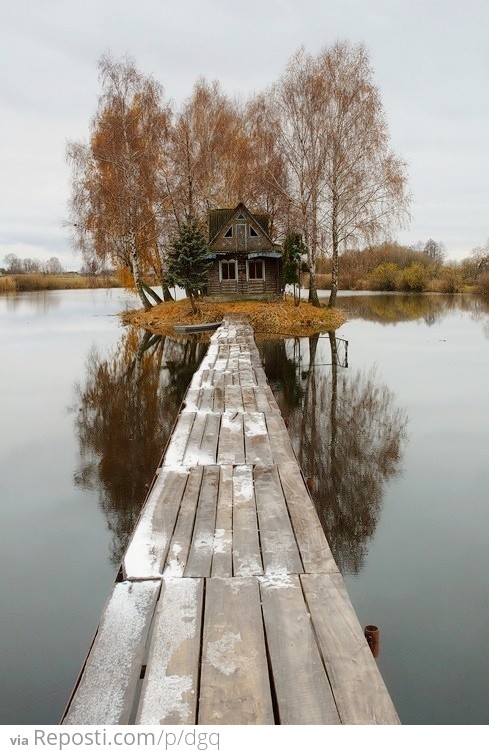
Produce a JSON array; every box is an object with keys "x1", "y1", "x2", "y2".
[
  {"x1": 207, "y1": 632, "x2": 243, "y2": 676},
  {"x1": 123, "y1": 468, "x2": 188, "y2": 580},
  {"x1": 137, "y1": 579, "x2": 202, "y2": 724},
  {"x1": 259, "y1": 573, "x2": 299, "y2": 589},
  {"x1": 64, "y1": 581, "x2": 159, "y2": 725}
]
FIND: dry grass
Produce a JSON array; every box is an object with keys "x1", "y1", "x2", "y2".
[
  {"x1": 123, "y1": 297, "x2": 346, "y2": 338},
  {"x1": 0, "y1": 276, "x2": 17, "y2": 292},
  {"x1": 0, "y1": 274, "x2": 122, "y2": 292}
]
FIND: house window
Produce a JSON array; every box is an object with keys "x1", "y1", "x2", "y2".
[
  {"x1": 224, "y1": 226, "x2": 233, "y2": 238},
  {"x1": 220, "y1": 259, "x2": 237, "y2": 281},
  {"x1": 247, "y1": 260, "x2": 264, "y2": 280},
  {"x1": 249, "y1": 226, "x2": 258, "y2": 237}
]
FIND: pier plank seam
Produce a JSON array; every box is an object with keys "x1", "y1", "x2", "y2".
[{"x1": 62, "y1": 318, "x2": 400, "y2": 726}]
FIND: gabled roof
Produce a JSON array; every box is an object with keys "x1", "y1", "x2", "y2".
[{"x1": 208, "y1": 202, "x2": 273, "y2": 245}]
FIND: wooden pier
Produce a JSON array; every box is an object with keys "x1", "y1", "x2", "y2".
[{"x1": 62, "y1": 319, "x2": 399, "y2": 725}]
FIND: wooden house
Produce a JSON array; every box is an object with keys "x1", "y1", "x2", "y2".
[{"x1": 204, "y1": 203, "x2": 283, "y2": 299}]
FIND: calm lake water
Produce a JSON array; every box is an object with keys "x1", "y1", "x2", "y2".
[{"x1": 1, "y1": 288, "x2": 488, "y2": 725}]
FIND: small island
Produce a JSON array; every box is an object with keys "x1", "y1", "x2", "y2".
[{"x1": 123, "y1": 297, "x2": 346, "y2": 338}]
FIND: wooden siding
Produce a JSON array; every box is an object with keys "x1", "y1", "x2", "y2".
[
  {"x1": 211, "y1": 230, "x2": 274, "y2": 254},
  {"x1": 206, "y1": 257, "x2": 281, "y2": 298}
]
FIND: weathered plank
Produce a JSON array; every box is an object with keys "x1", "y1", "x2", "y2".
[
  {"x1": 185, "y1": 466, "x2": 220, "y2": 578},
  {"x1": 301, "y1": 573, "x2": 400, "y2": 724},
  {"x1": 232, "y1": 465, "x2": 263, "y2": 576},
  {"x1": 224, "y1": 384, "x2": 244, "y2": 412},
  {"x1": 137, "y1": 578, "x2": 204, "y2": 725},
  {"x1": 241, "y1": 385, "x2": 258, "y2": 411},
  {"x1": 254, "y1": 465, "x2": 303, "y2": 575},
  {"x1": 63, "y1": 580, "x2": 160, "y2": 725},
  {"x1": 201, "y1": 368, "x2": 213, "y2": 385},
  {"x1": 182, "y1": 387, "x2": 200, "y2": 412},
  {"x1": 163, "y1": 413, "x2": 195, "y2": 466},
  {"x1": 239, "y1": 361, "x2": 256, "y2": 387},
  {"x1": 198, "y1": 412, "x2": 221, "y2": 464},
  {"x1": 260, "y1": 575, "x2": 340, "y2": 724},
  {"x1": 123, "y1": 468, "x2": 189, "y2": 580},
  {"x1": 211, "y1": 465, "x2": 234, "y2": 577},
  {"x1": 214, "y1": 352, "x2": 228, "y2": 371},
  {"x1": 163, "y1": 466, "x2": 204, "y2": 578},
  {"x1": 199, "y1": 577, "x2": 274, "y2": 724},
  {"x1": 189, "y1": 371, "x2": 203, "y2": 390},
  {"x1": 254, "y1": 388, "x2": 275, "y2": 413},
  {"x1": 278, "y1": 463, "x2": 338, "y2": 574},
  {"x1": 217, "y1": 412, "x2": 245, "y2": 464},
  {"x1": 244, "y1": 411, "x2": 273, "y2": 465},
  {"x1": 266, "y1": 413, "x2": 297, "y2": 463},
  {"x1": 199, "y1": 387, "x2": 214, "y2": 411},
  {"x1": 182, "y1": 412, "x2": 208, "y2": 466},
  {"x1": 213, "y1": 384, "x2": 225, "y2": 412},
  {"x1": 264, "y1": 384, "x2": 282, "y2": 412},
  {"x1": 212, "y1": 371, "x2": 225, "y2": 390}
]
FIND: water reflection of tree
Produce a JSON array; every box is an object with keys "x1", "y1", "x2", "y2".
[
  {"x1": 73, "y1": 329, "x2": 206, "y2": 563},
  {"x1": 466, "y1": 295, "x2": 489, "y2": 339},
  {"x1": 260, "y1": 334, "x2": 408, "y2": 574},
  {"x1": 5, "y1": 290, "x2": 62, "y2": 313},
  {"x1": 339, "y1": 293, "x2": 489, "y2": 339},
  {"x1": 339, "y1": 293, "x2": 455, "y2": 326}
]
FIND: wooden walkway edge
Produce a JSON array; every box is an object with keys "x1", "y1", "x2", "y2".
[{"x1": 62, "y1": 318, "x2": 400, "y2": 726}]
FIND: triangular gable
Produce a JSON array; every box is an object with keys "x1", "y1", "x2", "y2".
[{"x1": 208, "y1": 202, "x2": 275, "y2": 248}]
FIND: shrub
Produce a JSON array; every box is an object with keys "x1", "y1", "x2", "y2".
[
  {"x1": 396, "y1": 263, "x2": 430, "y2": 292},
  {"x1": 368, "y1": 263, "x2": 399, "y2": 291},
  {"x1": 476, "y1": 272, "x2": 489, "y2": 295},
  {"x1": 437, "y1": 265, "x2": 464, "y2": 293},
  {"x1": 315, "y1": 273, "x2": 332, "y2": 289}
]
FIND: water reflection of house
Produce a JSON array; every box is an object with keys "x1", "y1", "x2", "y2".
[{"x1": 205, "y1": 202, "x2": 283, "y2": 299}]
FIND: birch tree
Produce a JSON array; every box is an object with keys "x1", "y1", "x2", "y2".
[
  {"x1": 265, "y1": 42, "x2": 410, "y2": 307},
  {"x1": 265, "y1": 49, "x2": 329, "y2": 306},
  {"x1": 318, "y1": 42, "x2": 410, "y2": 307},
  {"x1": 67, "y1": 54, "x2": 172, "y2": 309},
  {"x1": 168, "y1": 78, "x2": 252, "y2": 221}
]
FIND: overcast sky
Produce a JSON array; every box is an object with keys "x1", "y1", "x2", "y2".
[{"x1": 1, "y1": 0, "x2": 488, "y2": 269}]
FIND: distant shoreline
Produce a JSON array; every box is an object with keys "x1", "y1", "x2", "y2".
[{"x1": 0, "y1": 273, "x2": 122, "y2": 293}]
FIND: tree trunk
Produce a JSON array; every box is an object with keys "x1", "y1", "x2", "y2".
[
  {"x1": 130, "y1": 241, "x2": 153, "y2": 310},
  {"x1": 156, "y1": 268, "x2": 174, "y2": 301},
  {"x1": 308, "y1": 273, "x2": 320, "y2": 307},
  {"x1": 295, "y1": 261, "x2": 301, "y2": 306},
  {"x1": 328, "y1": 248, "x2": 339, "y2": 308},
  {"x1": 141, "y1": 281, "x2": 163, "y2": 304},
  {"x1": 328, "y1": 197, "x2": 339, "y2": 308},
  {"x1": 308, "y1": 195, "x2": 321, "y2": 307},
  {"x1": 188, "y1": 292, "x2": 197, "y2": 314}
]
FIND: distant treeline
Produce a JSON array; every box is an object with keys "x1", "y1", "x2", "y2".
[
  {"x1": 2, "y1": 253, "x2": 66, "y2": 276},
  {"x1": 0, "y1": 252, "x2": 123, "y2": 293},
  {"x1": 312, "y1": 240, "x2": 489, "y2": 295}
]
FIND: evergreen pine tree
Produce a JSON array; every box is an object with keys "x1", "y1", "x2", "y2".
[
  {"x1": 283, "y1": 233, "x2": 306, "y2": 306},
  {"x1": 167, "y1": 218, "x2": 211, "y2": 313}
]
